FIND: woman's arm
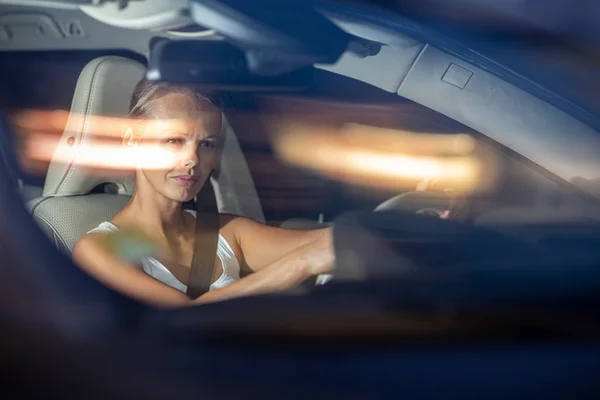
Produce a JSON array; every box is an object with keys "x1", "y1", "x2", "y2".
[
  {"x1": 221, "y1": 215, "x2": 333, "y2": 273},
  {"x1": 73, "y1": 234, "x2": 192, "y2": 309},
  {"x1": 72, "y1": 219, "x2": 335, "y2": 308},
  {"x1": 194, "y1": 226, "x2": 334, "y2": 304}
]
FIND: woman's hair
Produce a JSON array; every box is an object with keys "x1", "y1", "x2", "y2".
[{"x1": 128, "y1": 77, "x2": 222, "y2": 118}]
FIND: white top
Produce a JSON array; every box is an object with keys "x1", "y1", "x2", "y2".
[{"x1": 87, "y1": 213, "x2": 240, "y2": 293}]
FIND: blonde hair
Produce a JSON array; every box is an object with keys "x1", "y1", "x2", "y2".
[{"x1": 128, "y1": 77, "x2": 222, "y2": 119}]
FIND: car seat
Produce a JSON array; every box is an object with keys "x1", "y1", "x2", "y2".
[
  {"x1": 27, "y1": 56, "x2": 144, "y2": 253},
  {"x1": 27, "y1": 55, "x2": 265, "y2": 254}
]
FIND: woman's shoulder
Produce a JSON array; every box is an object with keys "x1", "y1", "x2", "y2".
[
  {"x1": 74, "y1": 221, "x2": 117, "y2": 253},
  {"x1": 74, "y1": 223, "x2": 157, "y2": 269},
  {"x1": 218, "y1": 214, "x2": 269, "y2": 243},
  {"x1": 218, "y1": 213, "x2": 242, "y2": 228},
  {"x1": 74, "y1": 220, "x2": 121, "y2": 253},
  {"x1": 72, "y1": 229, "x2": 111, "y2": 266}
]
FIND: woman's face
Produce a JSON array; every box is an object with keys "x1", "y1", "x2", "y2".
[{"x1": 133, "y1": 92, "x2": 222, "y2": 202}]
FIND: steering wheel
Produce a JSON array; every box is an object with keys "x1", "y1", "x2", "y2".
[
  {"x1": 314, "y1": 191, "x2": 456, "y2": 287},
  {"x1": 374, "y1": 191, "x2": 454, "y2": 217}
]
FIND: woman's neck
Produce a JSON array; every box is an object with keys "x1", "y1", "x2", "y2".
[{"x1": 124, "y1": 183, "x2": 186, "y2": 238}]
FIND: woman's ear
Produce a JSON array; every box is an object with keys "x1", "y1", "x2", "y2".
[{"x1": 122, "y1": 127, "x2": 137, "y2": 148}]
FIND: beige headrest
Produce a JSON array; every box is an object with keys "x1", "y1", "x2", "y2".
[{"x1": 43, "y1": 56, "x2": 146, "y2": 197}]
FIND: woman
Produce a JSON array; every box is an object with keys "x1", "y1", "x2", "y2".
[{"x1": 73, "y1": 78, "x2": 335, "y2": 308}]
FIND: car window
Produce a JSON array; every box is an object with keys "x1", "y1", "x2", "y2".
[
  {"x1": 228, "y1": 71, "x2": 594, "y2": 225},
  {"x1": 3, "y1": 54, "x2": 591, "y2": 224}
]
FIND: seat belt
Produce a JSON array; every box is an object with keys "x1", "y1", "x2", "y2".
[{"x1": 186, "y1": 179, "x2": 219, "y2": 299}]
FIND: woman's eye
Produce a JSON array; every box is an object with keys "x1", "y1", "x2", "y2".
[
  {"x1": 199, "y1": 141, "x2": 216, "y2": 151},
  {"x1": 164, "y1": 138, "x2": 184, "y2": 145}
]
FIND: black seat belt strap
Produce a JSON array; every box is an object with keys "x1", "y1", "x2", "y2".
[{"x1": 186, "y1": 179, "x2": 219, "y2": 299}]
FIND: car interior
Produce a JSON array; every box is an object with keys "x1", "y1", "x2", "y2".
[
  {"x1": 2, "y1": 3, "x2": 600, "y2": 398},
  {"x1": 1, "y1": 0, "x2": 600, "y2": 259}
]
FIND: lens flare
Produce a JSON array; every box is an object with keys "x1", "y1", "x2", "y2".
[
  {"x1": 272, "y1": 122, "x2": 489, "y2": 193},
  {"x1": 24, "y1": 134, "x2": 180, "y2": 170},
  {"x1": 10, "y1": 109, "x2": 193, "y2": 172}
]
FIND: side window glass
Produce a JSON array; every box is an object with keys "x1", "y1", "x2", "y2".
[
  {"x1": 231, "y1": 70, "x2": 595, "y2": 225},
  {"x1": 488, "y1": 150, "x2": 591, "y2": 210}
]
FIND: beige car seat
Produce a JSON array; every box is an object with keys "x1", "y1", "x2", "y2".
[{"x1": 27, "y1": 56, "x2": 144, "y2": 253}]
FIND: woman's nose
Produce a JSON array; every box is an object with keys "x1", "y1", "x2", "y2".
[{"x1": 182, "y1": 144, "x2": 199, "y2": 168}]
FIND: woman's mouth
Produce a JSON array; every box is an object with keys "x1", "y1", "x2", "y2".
[{"x1": 173, "y1": 175, "x2": 198, "y2": 188}]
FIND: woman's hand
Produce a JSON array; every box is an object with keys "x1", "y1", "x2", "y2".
[{"x1": 304, "y1": 227, "x2": 335, "y2": 276}]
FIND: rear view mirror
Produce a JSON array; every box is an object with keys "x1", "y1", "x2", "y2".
[{"x1": 147, "y1": 40, "x2": 314, "y2": 91}]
